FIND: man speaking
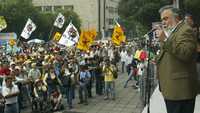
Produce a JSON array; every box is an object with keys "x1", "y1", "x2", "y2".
[{"x1": 155, "y1": 5, "x2": 198, "y2": 113}]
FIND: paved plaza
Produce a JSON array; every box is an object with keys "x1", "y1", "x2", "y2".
[{"x1": 22, "y1": 72, "x2": 144, "y2": 113}]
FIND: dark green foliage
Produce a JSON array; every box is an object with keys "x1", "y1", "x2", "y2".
[
  {"x1": 0, "y1": 0, "x2": 81, "y2": 41},
  {"x1": 118, "y1": 0, "x2": 171, "y2": 38}
]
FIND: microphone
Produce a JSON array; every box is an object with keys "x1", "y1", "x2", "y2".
[{"x1": 147, "y1": 28, "x2": 156, "y2": 35}]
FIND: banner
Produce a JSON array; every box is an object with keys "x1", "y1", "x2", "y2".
[
  {"x1": 53, "y1": 32, "x2": 62, "y2": 42},
  {"x1": 77, "y1": 29, "x2": 97, "y2": 51},
  {"x1": 58, "y1": 22, "x2": 79, "y2": 47},
  {"x1": 20, "y1": 18, "x2": 36, "y2": 39},
  {"x1": 0, "y1": 16, "x2": 7, "y2": 31},
  {"x1": 0, "y1": 32, "x2": 17, "y2": 46},
  {"x1": 54, "y1": 13, "x2": 65, "y2": 29},
  {"x1": 111, "y1": 22, "x2": 126, "y2": 46}
]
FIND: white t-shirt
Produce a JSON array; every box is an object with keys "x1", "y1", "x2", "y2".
[
  {"x1": 125, "y1": 55, "x2": 133, "y2": 66},
  {"x1": 120, "y1": 51, "x2": 127, "y2": 62},
  {"x1": 2, "y1": 84, "x2": 19, "y2": 104}
]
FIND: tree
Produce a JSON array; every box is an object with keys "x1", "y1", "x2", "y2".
[
  {"x1": 0, "y1": 0, "x2": 81, "y2": 41},
  {"x1": 118, "y1": 0, "x2": 171, "y2": 39},
  {"x1": 47, "y1": 10, "x2": 82, "y2": 41},
  {"x1": 179, "y1": 0, "x2": 200, "y2": 38},
  {"x1": 183, "y1": 0, "x2": 200, "y2": 26},
  {"x1": 0, "y1": 0, "x2": 39, "y2": 36}
]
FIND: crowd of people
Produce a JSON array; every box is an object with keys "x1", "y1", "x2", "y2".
[{"x1": 0, "y1": 40, "x2": 154, "y2": 113}]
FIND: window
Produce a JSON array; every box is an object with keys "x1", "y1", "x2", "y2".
[
  {"x1": 108, "y1": 18, "x2": 113, "y2": 25},
  {"x1": 64, "y1": 5, "x2": 74, "y2": 11},
  {"x1": 115, "y1": 8, "x2": 118, "y2": 13},
  {"x1": 35, "y1": 6, "x2": 42, "y2": 11},
  {"x1": 43, "y1": 6, "x2": 52, "y2": 12},
  {"x1": 54, "y1": 6, "x2": 62, "y2": 12}
]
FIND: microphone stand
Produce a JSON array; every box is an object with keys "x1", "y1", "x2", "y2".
[{"x1": 144, "y1": 31, "x2": 154, "y2": 113}]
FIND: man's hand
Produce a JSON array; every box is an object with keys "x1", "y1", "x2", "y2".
[{"x1": 155, "y1": 27, "x2": 167, "y2": 42}]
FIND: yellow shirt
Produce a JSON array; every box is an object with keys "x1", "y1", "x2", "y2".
[
  {"x1": 103, "y1": 66, "x2": 114, "y2": 82},
  {"x1": 134, "y1": 50, "x2": 142, "y2": 61}
]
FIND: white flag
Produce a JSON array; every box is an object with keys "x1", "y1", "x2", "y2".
[
  {"x1": 58, "y1": 22, "x2": 79, "y2": 47},
  {"x1": 20, "y1": 18, "x2": 36, "y2": 39},
  {"x1": 54, "y1": 13, "x2": 65, "y2": 28}
]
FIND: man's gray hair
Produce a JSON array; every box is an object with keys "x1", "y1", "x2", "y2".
[{"x1": 159, "y1": 5, "x2": 183, "y2": 20}]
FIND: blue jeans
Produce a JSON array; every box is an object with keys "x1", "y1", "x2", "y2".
[
  {"x1": 65, "y1": 86, "x2": 73, "y2": 108},
  {"x1": 5, "y1": 103, "x2": 19, "y2": 113},
  {"x1": 121, "y1": 62, "x2": 125, "y2": 73},
  {"x1": 79, "y1": 83, "x2": 88, "y2": 103},
  {"x1": 105, "y1": 81, "x2": 115, "y2": 99},
  {"x1": 124, "y1": 70, "x2": 134, "y2": 88}
]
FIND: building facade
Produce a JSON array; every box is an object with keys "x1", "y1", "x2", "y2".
[{"x1": 32, "y1": 0, "x2": 120, "y2": 38}]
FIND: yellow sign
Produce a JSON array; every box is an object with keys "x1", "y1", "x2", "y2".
[{"x1": 53, "y1": 32, "x2": 61, "y2": 42}]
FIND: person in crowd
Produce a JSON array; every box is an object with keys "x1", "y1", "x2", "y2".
[
  {"x1": 155, "y1": 5, "x2": 198, "y2": 113},
  {"x1": 50, "y1": 89, "x2": 63, "y2": 112},
  {"x1": 28, "y1": 63, "x2": 41, "y2": 98},
  {"x1": 32, "y1": 79, "x2": 47, "y2": 111},
  {"x1": 107, "y1": 46, "x2": 114, "y2": 62},
  {"x1": 43, "y1": 67, "x2": 61, "y2": 95},
  {"x1": 102, "y1": 59, "x2": 116, "y2": 100},
  {"x1": 124, "y1": 58, "x2": 137, "y2": 88},
  {"x1": 0, "y1": 93, "x2": 5, "y2": 113},
  {"x1": 125, "y1": 52, "x2": 134, "y2": 76},
  {"x1": 60, "y1": 63, "x2": 74, "y2": 109},
  {"x1": 120, "y1": 48, "x2": 127, "y2": 73},
  {"x1": 28, "y1": 63, "x2": 41, "y2": 82},
  {"x1": 95, "y1": 58, "x2": 104, "y2": 95},
  {"x1": 68, "y1": 59, "x2": 78, "y2": 99},
  {"x1": 112, "y1": 47, "x2": 120, "y2": 68},
  {"x1": 86, "y1": 58, "x2": 95, "y2": 98},
  {"x1": 184, "y1": 13, "x2": 194, "y2": 27},
  {"x1": 9, "y1": 62, "x2": 16, "y2": 74},
  {"x1": 0, "y1": 61, "x2": 11, "y2": 77},
  {"x1": 78, "y1": 65, "x2": 91, "y2": 105},
  {"x1": 2, "y1": 76, "x2": 20, "y2": 113}
]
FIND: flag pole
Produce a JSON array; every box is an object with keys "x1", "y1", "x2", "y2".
[
  {"x1": 16, "y1": 37, "x2": 20, "y2": 46},
  {"x1": 48, "y1": 26, "x2": 55, "y2": 40},
  {"x1": 114, "y1": 19, "x2": 120, "y2": 27}
]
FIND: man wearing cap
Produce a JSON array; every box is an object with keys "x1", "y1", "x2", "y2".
[
  {"x1": 28, "y1": 63, "x2": 41, "y2": 82},
  {"x1": 28, "y1": 63, "x2": 41, "y2": 100},
  {"x1": 2, "y1": 76, "x2": 20, "y2": 113}
]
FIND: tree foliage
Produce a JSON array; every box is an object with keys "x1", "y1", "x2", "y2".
[
  {"x1": 0, "y1": 0, "x2": 81, "y2": 41},
  {"x1": 183, "y1": 0, "x2": 200, "y2": 26},
  {"x1": 118, "y1": 0, "x2": 171, "y2": 38},
  {"x1": 119, "y1": 0, "x2": 200, "y2": 39}
]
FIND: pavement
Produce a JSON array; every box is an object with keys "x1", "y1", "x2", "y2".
[{"x1": 21, "y1": 71, "x2": 144, "y2": 113}]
